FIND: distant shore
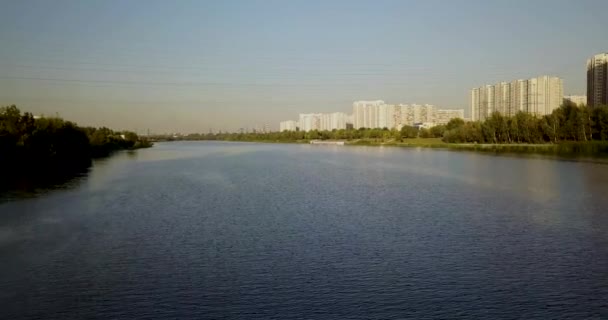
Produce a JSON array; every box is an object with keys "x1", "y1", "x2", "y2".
[
  {"x1": 154, "y1": 138, "x2": 608, "y2": 161},
  {"x1": 349, "y1": 139, "x2": 608, "y2": 159}
]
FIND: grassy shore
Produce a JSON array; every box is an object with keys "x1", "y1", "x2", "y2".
[{"x1": 341, "y1": 138, "x2": 608, "y2": 158}]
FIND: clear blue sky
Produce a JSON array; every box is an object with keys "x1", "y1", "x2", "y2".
[{"x1": 0, "y1": 0, "x2": 606, "y2": 133}]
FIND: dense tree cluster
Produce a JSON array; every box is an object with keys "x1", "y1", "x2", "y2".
[
  {"x1": 443, "y1": 103, "x2": 608, "y2": 144},
  {"x1": 0, "y1": 105, "x2": 152, "y2": 176},
  {"x1": 174, "y1": 124, "x2": 444, "y2": 143}
]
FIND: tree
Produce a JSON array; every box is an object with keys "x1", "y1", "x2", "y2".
[
  {"x1": 446, "y1": 118, "x2": 465, "y2": 131},
  {"x1": 400, "y1": 125, "x2": 418, "y2": 139},
  {"x1": 419, "y1": 128, "x2": 431, "y2": 138},
  {"x1": 430, "y1": 125, "x2": 446, "y2": 138}
]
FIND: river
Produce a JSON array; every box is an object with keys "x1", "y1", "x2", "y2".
[{"x1": 1, "y1": 141, "x2": 607, "y2": 319}]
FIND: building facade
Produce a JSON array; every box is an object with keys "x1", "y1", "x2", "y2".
[
  {"x1": 320, "y1": 112, "x2": 349, "y2": 131},
  {"x1": 529, "y1": 76, "x2": 563, "y2": 116},
  {"x1": 353, "y1": 100, "x2": 384, "y2": 129},
  {"x1": 281, "y1": 112, "x2": 351, "y2": 132},
  {"x1": 509, "y1": 79, "x2": 528, "y2": 116},
  {"x1": 298, "y1": 113, "x2": 321, "y2": 132},
  {"x1": 470, "y1": 85, "x2": 494, "y2": 121},
  {"x1": 470, "y1": 88, "x2": 480, "y2": 121},
  {"x1": 435, "y1": 109, "x2": 465, "y2": 125},
  {"x1": 587, "y1": 53, "x2": 608, "y2": 107},
  {"x1": 494, "y1": 82, "x2": 511, "y2": 115}
]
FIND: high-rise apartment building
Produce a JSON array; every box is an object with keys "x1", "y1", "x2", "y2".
[
  {"x1": 494, "y1": 82, "x2": 511, "y2": 115},
  {"x1": 587, "y1": 53, "x2": 608, "y2": 107},
  {"x1": 353, "y1": 100, "x2": 384, "y2": 129},
  {"x1": 378, "y1": 104, "x2": 388, "y2": 129},
  {"x1": 471, "y1": 75, "x2": 563, "y2": 121},
  {"x1": 400, "y1": 104, "x2": 437, "y2": 126},
  {"x1": 509, "y1": 79, "x2": 528, "y2": 116},
  {"x1": 281, "y1": 112, "x2": 351, "y2": 132},
  {"x1": 470, "y1": 85, "x2": 494, "y2": 121},
  {"x1": 527, "y1": 76, "x2": 563, "y2": 116},
  {"x1": 470, "y1": 88, "x2": 480, "y2": 121},
  {"x1": 419, "y1": 104, "x2": 435, "y2": 124},
  {"x1": 386, "y1": 104, "x2": 401, "y2": 129},
  {"x1": 320, "y1": 112, "x2": 349, "y2": 131},
  {"x1": 298, "y1": 113, "x2": 322, "y2": 132}
]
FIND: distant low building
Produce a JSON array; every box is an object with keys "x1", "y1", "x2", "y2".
[
  {"x1": 279, "y1": 120, "x2": 298, "y2": 132},
  {"x1": 435, "y1": 109, "x2": 465, "y2": 125},
  {"x1": 563, "y1": 95, "x2": 587, "y2": 106}
]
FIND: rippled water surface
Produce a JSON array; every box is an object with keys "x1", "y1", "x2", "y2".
[{"x1": 1, "y1": 142, "x2": 607, "y2": 319}]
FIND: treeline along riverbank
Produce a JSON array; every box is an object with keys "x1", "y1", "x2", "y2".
[
  {"x1": 0, "y1": 105, "x2": 152, "y2": 190},
  {"x1": 154, "y1": 103, "x2": 608, "y2": 158}
]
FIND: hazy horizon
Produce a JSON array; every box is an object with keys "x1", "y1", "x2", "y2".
[{"x1": 1, "y1": 0, "x2": 606, "y2": 133}]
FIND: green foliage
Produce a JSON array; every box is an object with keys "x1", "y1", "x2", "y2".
[
  {"x1": 0, "y1": 105, "x2": 152, "y2": 176},
  {"x1": 419, "y1": 128, "x2": 431, "y2": 138},
  {"x1": 429, "y1": 125, "x2": 446, "y2": 138},
  {"x1": 400, "y1": 125, "x2": 419, "y2": 139},
  {"x1": 442, "y1": 105, "x2": 608, "y2": 144}
]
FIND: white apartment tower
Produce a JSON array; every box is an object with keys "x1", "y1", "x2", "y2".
[
  {"x1": 494, "y1": 82, "x2": 511, "y2": 115},
  {"x1": 353, "y1": 100, "x2": 384, "y2": 129},
  {"x1": 587, "y1": 53, "x2": 608, "y2": 107},
  {"x1": 298, "y1": 113, "x2": 322, "y2": 132},
  {"x1": 470, "y1": 85, "x2": 495, "y2": 121},
  {"x1": 282, "y1": 112, "x2": 351, "y2": 132},
  {"x1": 528, "y1": 76, "x2": 563, "y2": 116},
  {"x1": 470, "y1": 88, "x2": 480, "y2": 121},
  {"x1": 321, "y1": 112, "x2": 349, "y2": 131},
  {"x1": 510, "y1": 79, "x2": 528, "y2": 116}
]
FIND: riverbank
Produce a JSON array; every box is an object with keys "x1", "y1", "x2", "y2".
[
  {"x1": 1, "y1": 105, "x2": 154, "y2": 192},
  {"x1": 161, "y1": 138, "x2": 608, "y2": 160},
  {"x1": 246, "y1": 138, "x2": 608, "y2": 160},
  {"x1": 344, "y1": 138, "x2": 608, "y2": 160}
]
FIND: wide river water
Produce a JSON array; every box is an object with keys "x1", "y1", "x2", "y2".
[{"x1": 1, "y1": 142, "x2": 607, "y2": 319}]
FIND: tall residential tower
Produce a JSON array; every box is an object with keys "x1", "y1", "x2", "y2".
[{"x1": 587, "y1": 53, "x2": 608, "y2": 107}]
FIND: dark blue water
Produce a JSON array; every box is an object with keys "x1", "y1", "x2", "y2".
[{"x1": 1, "y1": 142, "x2": 607, "y2": 319}]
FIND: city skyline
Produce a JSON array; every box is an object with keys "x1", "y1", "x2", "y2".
[
  {"x1": 280, "y1": 101, "x2": 465, "y2": 132},
  {"x1": 1, "y1": 1, "x2": 607, "y2": 133}
]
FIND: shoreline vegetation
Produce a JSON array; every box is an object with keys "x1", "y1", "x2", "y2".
[
  {"x1": 1, "y1": 105, "x2": 152, "y2": 189},
  {"x1": 153, "y1": 103, "x2": 608, "y2": 159}
]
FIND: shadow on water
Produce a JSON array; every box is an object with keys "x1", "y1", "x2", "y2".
[{"x1": 0, "y1": 162, "x2": 92, "y2": 203}]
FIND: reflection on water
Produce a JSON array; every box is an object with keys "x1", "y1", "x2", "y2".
[
  {"x1": 0, "y1": 168, "x2": 90, "y2": 203},
  {"x1": 1, "y1": 142, "x2": 607, "y2": 319}
]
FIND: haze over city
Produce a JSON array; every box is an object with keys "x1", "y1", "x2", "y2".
[{"x1": 1, "y1": 0, "x2": 606, "y2": 133}]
